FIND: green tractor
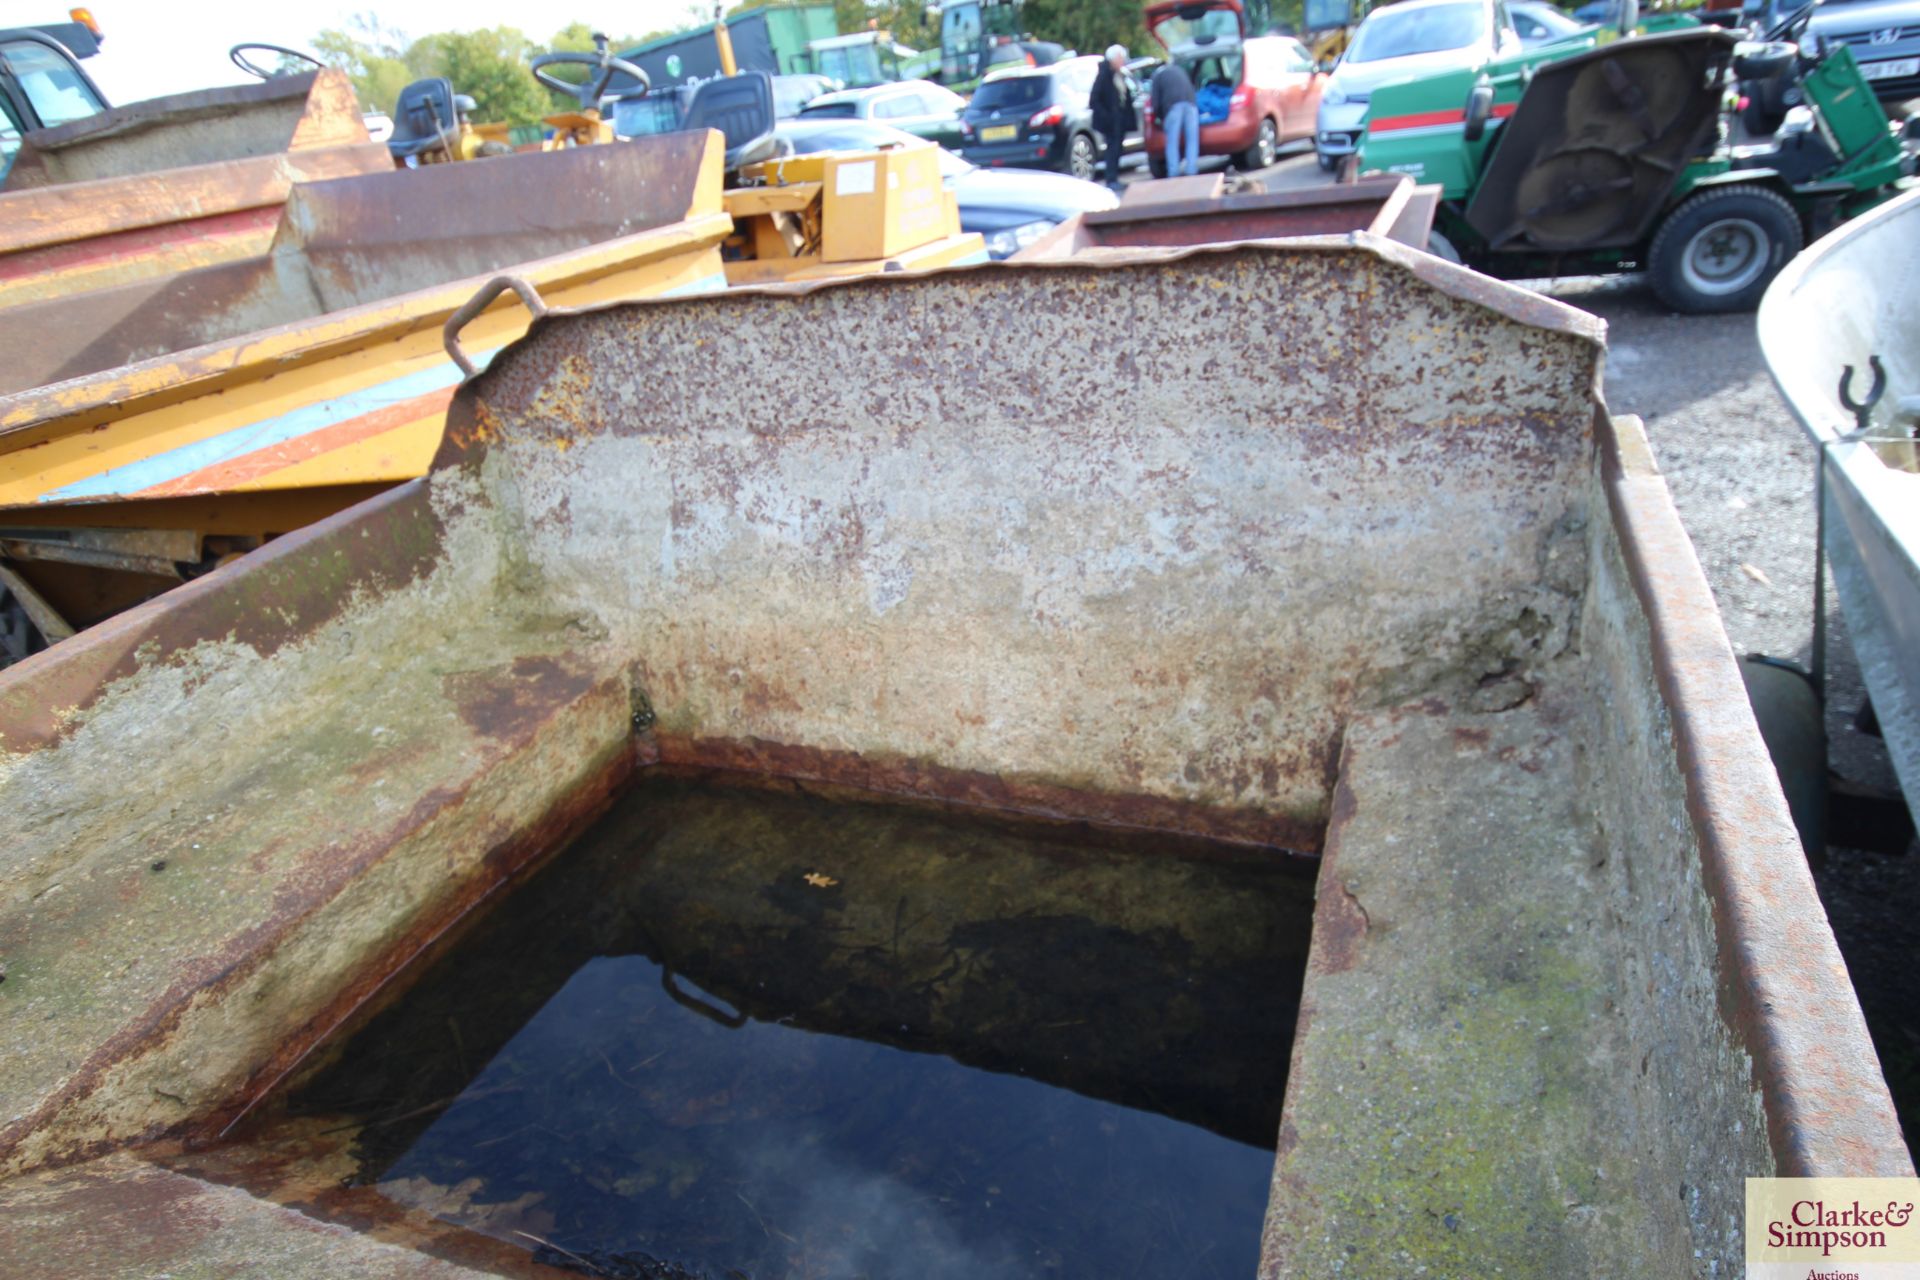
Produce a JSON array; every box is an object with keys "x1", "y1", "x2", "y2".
[{"x1": 1357, "y1": 14, "x2": 1915, "y2": 311}]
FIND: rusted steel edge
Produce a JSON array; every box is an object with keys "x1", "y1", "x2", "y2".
[
  {"x1": 192, "y1": 741, "x2": 635, "y2": 1147},
  {"x1": 645, "y1": 733, "x2": 1325, "y2": 860},
  {"x1": 1077, "y1": 173, "x2": 1413, "y2": 229},
  {"x1": 441, "y1": 234, "x2": 1605, "y2": 466},
  {"x1": 12, "y1": 70, "x2": 333, "y2": 152},
  {"x1": 0, "y1": 210, "x2": 734, "y2": 440},
  {"x1": 0, "y1": 480, "x2": 442, "y2": 754},
  {"x1": 1599, "y1": 410, "x2": 1913, "y2": 1176},
  {"x1": 0, "y1": 144, "x2": 391, "y2": 256}
]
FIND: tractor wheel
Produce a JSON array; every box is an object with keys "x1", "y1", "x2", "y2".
[
  {"x1": 1148, "y1": 151, "x2": 1168, "y2": 179},
  {"x1": 1647, "y1": 184, "x2": 1803, "y2": 314},
  {"x1": 1067, "y1": 132, "x2": 1097, "y2": 181},
  {"x1": 1237, "y1": 118, "x2": 1279, "y2": 171}
]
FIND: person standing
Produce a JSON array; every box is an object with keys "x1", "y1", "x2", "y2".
[
  {"x1": 1150, "y1": 60, "x2": 1198, "y2": 178},
  {"x1": 1089, "y1": 44, "x2": 1134, "y2": 188}
]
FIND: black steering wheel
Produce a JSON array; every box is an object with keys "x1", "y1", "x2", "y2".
[
  {"x1": 230, "y1": 43, "x2": 326, "y2": 80},
  {"x1": 530, "y1": 32, "x2": 651, "y2": 108}
]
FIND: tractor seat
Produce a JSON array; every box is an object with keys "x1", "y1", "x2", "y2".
[
  {"x1": 682, "y1": 71, "x2": 780, "y2": 170},
  {"x1": 388, "y1": 77, "x2": 459, "y2": 162}
]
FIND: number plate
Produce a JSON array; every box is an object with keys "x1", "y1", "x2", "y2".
[
  {"x1": 980, "y1": 124, "x2": 1019, "y2": 142},
  {"x1": 1860, "y1": 56, "x2": 1919, "y2": 80}
]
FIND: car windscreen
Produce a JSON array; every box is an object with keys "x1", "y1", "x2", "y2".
[
  {"x1": 798, "y1": 101, "x2": 860, "y2": 118},
  {"x1": 1152, "y1": 8, "x2": 1244, "y2": 46},
  {"x1": 1346, "y1": 2, "x2": 1487, "y2": 60},
  {"x1": 968, "y1": 75, "x2": 1050, "y2": 111}
]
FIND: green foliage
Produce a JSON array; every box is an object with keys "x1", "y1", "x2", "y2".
[
  {"x1": 309, "y1": 15, "x2": 679, "y2": 125},
  {"x1": 410, "y1": 28, "x2": 548, "y2": 124},
  {"x1": 1015, "y1": 0, "x2": 1150, "y2": 59}
]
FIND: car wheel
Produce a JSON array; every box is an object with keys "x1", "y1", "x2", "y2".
[
  {"x1": 1237, "y1": 118, "x2": 1278, "y2": 171},
  {"x1": 1148, "y1": 151, "x2": 1168, "y2": 179},
  {"x1": 1067, "y1": 132, "x2": 1096, "y2": 180},
  {"x1": 1647, "y1": 184, "x2": 1803, "y2": 314},
  {"x1": 1316, "y1": 150, "x2": 1337, "y2": 172}
]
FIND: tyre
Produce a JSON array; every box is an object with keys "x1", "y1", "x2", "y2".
[
  {"x1": 1741, "y1": 99, "x2": 1786, "y2": 136},
  {"x1": 1148, "y1": 151, "x2": 1168, "y2": 179},
  {"x1": 1066, "y1": 132, "x2": 1096, "y2": 181},
  {"x1": 1316, "y1": 150, "x2": 1337, "y2": 172},
  {"x1": 1426, "y1": 228, "x2": 1463, "y2": 264},
  {"x1": 1236, "y1": 118, "x2": 1279, "y2": 171},
  {"x1": 1646, "y1": 184, "x2": 1803, "y2": 314}
]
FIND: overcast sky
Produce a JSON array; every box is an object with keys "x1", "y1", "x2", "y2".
[{"x1": 3, "y1": 0, "x2": 711, "y2": 105}]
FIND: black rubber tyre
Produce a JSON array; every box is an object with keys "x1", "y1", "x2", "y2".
[
  {"x1": 1066, "y1": 132, "x2": 1096, "y2": 180},
  {"x1": 1148, "y1": 151, "x2": 1168, "y2": 178},
  {"x1": 1741, "y1": 96, "x2": 1786, "y2": 137},
  {"x1": 1647, "y1": 184, "x2": 1803, "y2": 314},
  {"x1": 1236, "y1": 117, "x2": 1278, "y2": 171},
  {"x1": 1316, "y1": 150, "x2": 1337, "y2": 172},
  {"x1": 1426, "y1": 228, "x2": 1463, "y2": 263}
]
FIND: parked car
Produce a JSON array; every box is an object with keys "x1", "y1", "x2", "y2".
[
  {"x1": 957, "y1": 59, "x2": 1106, "y2": 179},
  {"x1": 1141, "y1": 0, "x2": 1325, "y2": 175},
  {"x1": 1799, "y1": 0, "x2": 1920, "y2": 107},
  {"x1": 797, "y1": 79, "x2": 968, "y2": 149},
  {"x1": 772, "y1": 73, "x2": 837, "y2": 118},
  {"x1": 774, "y1": 117, "x2": 1118, "y2": 256},
  {"x1": 1315, "y1": 0, "x2": 1522, "y2": 169},
  {"x1": 1736, "y1": 0, "x2": 1920, "y2": 131},
  {"x1": 1508, "y1": 0, "x2": 1591, "y2": 43}
]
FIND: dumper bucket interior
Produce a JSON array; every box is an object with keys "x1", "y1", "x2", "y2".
[
  {"x1": 0, "y1": 131, "x2": 724, "y2": 396},
  {"x1": 1463, "y1": 28, "x2": 1738, "y2": 253},
  {"x1": 1, "y1": 69, "x2": 372, "y2": 190}
]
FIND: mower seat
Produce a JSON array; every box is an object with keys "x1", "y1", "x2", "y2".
[
  {"x1": 388, "y1": 77, "x2": 458, "y2": 162},
  {"x1": 681, "y1": 71, "x2": 779, "y2": 170}
]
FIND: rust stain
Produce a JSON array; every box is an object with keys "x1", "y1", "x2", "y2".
[
  {"x1": 444, "y1": 655, "x2": 601, "y2": 743},
  {"x1": 650, "y1": 731, "x2": 1326, "y2": 859}
]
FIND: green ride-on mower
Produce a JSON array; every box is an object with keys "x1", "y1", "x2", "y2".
[{"x1": 1356, "y1": 15, "x2": 1916, "y2": 312}]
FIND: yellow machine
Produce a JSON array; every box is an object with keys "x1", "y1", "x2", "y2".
[{"x1": 723, "y1": 144, "x2": 978, "y2": 285}]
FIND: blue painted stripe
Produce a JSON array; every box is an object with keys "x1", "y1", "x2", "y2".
[
  {"x1": 660, "y1": 270, "x2": 729, "y2": 297},
  {"x1": 43, "y1": 349, "x2": 499, "y2": 502}
]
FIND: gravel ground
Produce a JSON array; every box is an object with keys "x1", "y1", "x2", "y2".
[{"x1": 1542, "y1": 274, "x2": 1920, "y2": 1155}]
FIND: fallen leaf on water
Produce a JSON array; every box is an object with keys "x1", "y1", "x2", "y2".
[
  {"x1": 1741, "y1": 563, "x2": 1773, "y2": 587},
  {"x1": 802, "y1": 872, "x2": 839, "y2": 888}
]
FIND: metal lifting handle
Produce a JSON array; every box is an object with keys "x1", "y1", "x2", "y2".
[{"x1": 443, "y1": 275, "x2": 549, "y2": 379}]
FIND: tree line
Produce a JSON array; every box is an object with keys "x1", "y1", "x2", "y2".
[{"x1": 310, "y1": 0, "x2": 1304, "y2": 126}]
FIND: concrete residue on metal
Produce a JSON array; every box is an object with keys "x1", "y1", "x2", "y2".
[
  {"x1": 0, "y1": 238, "x2": 1899, "y2": 1274},
  {"x1": 1264, "y1": 691, "x2": 1675, "y2": 1276},
  {"x1": 447, "y1": 243, "x2": 1600, "y2": 838}
]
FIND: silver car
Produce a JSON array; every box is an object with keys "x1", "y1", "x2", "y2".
[{"x1": 1314, "y1": 0, "x2": 1522, "y2": 169}]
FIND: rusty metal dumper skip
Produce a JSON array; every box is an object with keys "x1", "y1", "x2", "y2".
[{"x1": 0, "y1": 237, "x2": 1905, "y2": 1275}]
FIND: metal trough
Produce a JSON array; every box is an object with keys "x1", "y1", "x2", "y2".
[
  {"x1": 0, "y1": 131, "x2": 732, "y2": 649},
  {"x1": 1759, "y1": 186, "x2": 1920, "y2": 820},
  {"x1": 1015, "y1": 173, "x2": 1439, "y2": 261},
  {"x1": 0, "y1": 70, "x2": 392, "y2": 308},
  {"x1": 0, "y1": 240, "x2": 1904, "y2": 1277}
]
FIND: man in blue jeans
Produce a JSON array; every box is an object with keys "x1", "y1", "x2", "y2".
[{"x1": 1151, "y1": 60, "x2": 1198, "y2": 177}]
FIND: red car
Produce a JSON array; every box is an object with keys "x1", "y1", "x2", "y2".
[{"x1": 1142, "y1": 0, "x2": 1326, "y2": 174}]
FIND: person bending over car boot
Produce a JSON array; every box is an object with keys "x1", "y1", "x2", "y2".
[{"x1": 1152, "y1": 61, "x2": 1198, "y2": 178}]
